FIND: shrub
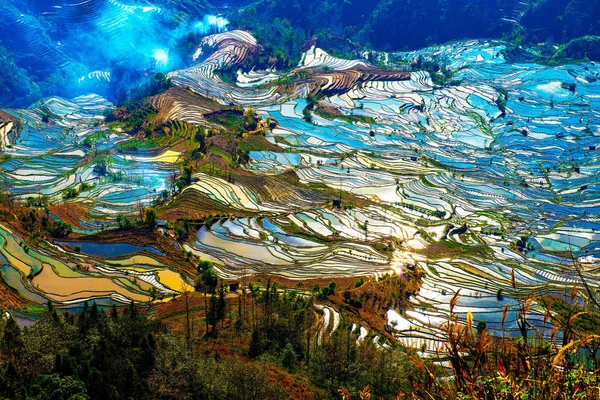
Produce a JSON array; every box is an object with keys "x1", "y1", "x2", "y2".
[
  {"x1": 145, "y1": 208, "x2": 158, "y2": 229},
  {"x1": 350, "y1": 298, "x2": 363, "y2": 308},
  {"x1": 302, "y1": 107, "x2": 312, "y2": 123},
  {"x1": 62, "y1": 187, "x2": 78, "y2": 200},
  {"x1": 47, "y1": 221, "x2": 73, "y2": 238}
]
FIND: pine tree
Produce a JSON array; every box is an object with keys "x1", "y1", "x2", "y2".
[
  {"x1": 207, "y1": 292, "x2": 217, "y2": 332},
  {"x1": 1, "y1": 318, "x2": 22, "y2": 361}
]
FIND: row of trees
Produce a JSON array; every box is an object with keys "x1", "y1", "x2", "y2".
[
  {"x1": 190, "y1": 266, "x2": 421, "y2": 398},
  {"x1": 240, "y1": 279, "x2": 418, "y2": 398}
]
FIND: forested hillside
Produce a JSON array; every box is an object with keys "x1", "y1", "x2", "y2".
[{"x1": 232, "y1": 0, "x2": 600, "y2": 51}]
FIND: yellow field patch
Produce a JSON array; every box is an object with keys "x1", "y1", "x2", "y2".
[
  {"x1": 156, "y1": 269, "x2": 193, "y2": 293},
  {"x1": 108, "y1": 255, "x2": 165, "y2": 267}
]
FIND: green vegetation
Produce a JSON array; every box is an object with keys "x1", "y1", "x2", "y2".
[
  {"x1": 115, "y1": 72, "x2": 174, "y2": 106},
  {"x1": 118, "y1": 101, "x2": 158, "y2": 134},
  {"x1": 349, "y1": 298, "x2": 363, "y2": 308},
  {"x1": 3, "y1": 3, "x2": 600, "y2": 400},
  {"x1": 232, "y1": 16, "x2": 304, "y2": 70},
  {"x1": 554, "y1": 36, "x2": 600, "y2": 61},
  {"x1": 0, "y1": 280, "x2": 420, "y2": 399},
  {"x1": 233, "y1": 0, "x2": 501, "y2": 56},
  {"x1": 114, "y1": 137, "x2": 161, "y2": 153},
  {"x1": 115, "y1": 214, "x2": 137, "y2": 230},
  {"x1": 62, "y1": 182, "x2": 95, "y2": 201},
  {"x1": 398, "y1": 201, "x2": 446, "y2": 219},
  {"x1": 3, "y1": 0, "x2": 600, "y2": 111},
  {"x1": 144, "y1": 208, "x2": 158, "y2": 229},
  {"x1": 495, "y1": 88, "x2": 508, "y2": 117},
  {"x1": 0, "y1": 302, "x2": 286, "y2": 400},
  {"x1": 61, "y1": 187, "x2": 78, "y2": 200},
  {"x1": 231, "y1": 0, "x2": 600, "y2": 60},
  {"x1": 314, "y1": 106, "x2": 376, "y2": 124},
  {"x1": 0, "y1": 43, "x2": 41, "y2": 107},
  {"x1": 411, "y1": 55, "x2": 458, "y2": 86},
  {"x1": 206, "y1": 110, "x2": 246, "y2": 132},
  {"x1": 82, "y1": 131, "x2": 108, "y2": 148},
  {"x1": 243, "y1": 279, "x2": 417, "y2": 398},
  {"x1": 47, "y1": 220, "x2": 73, "y2": 238},
  {"x1": 315, "y1": 281, "x2": 337, "y2": 300},
  {"x1": 195, "y1": 261, "x2": 219, "y2": 290},
  {"x1": 302, "y1": 107, "x2": 312, "y2": 123}
]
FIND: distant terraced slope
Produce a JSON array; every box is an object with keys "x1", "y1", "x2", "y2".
[
  {"x1": 168, "y1": 31, "x2": 410, "y2": 105},
  {"x1": 168, "y1": 30, "x2": 282, "y2": 105}
]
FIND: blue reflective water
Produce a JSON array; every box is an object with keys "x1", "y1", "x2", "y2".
[{"x1": 58, "y1": 241, "x2": 164, "y2": 258}]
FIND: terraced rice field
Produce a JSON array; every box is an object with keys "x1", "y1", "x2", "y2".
[
  {"x1": 0, "y1": 222, "x2": 186, "y2": 306},
  {"x1": 243, "y1": 40, "x2": 600, "y2": 352},
  {"x1": 1, "y1": 30, "x2": 599, "y2": 351},
  {"x1": 0, "y1": 95, "x2": 190, "y2": 307},
  {"x1": 168, "y1": 31, "x2": 282, "y2": 106}
]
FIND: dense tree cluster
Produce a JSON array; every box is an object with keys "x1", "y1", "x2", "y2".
[
  {"x1": 3, "y1": 274, "x2": 600, "y2": 399},
  {"x1": 0, "y1": 302, "x2": 159, "y2": 399},
  {"x1": 0, "y1": 301, "x2": 288, "y2": 400}
]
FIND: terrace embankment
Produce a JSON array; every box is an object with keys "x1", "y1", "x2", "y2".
[
  {"x1": 49, "y1": 203, "x2": 90, "y2": 229},
  {"x1": 159, "y1": 171, "x2": 334, "y2": 221},
  {"x1": 0, "y1": 277, "x2": 25, "y2": 310},
  {"x1": 289, "y1": 67, "x2": 411, "y2": 98},
  {"x1": 150, "y1": 88, "x2": 239, "y2": 128},
  {"x1": 4, "y1": 31, "x2": 599, "y2": 366}
]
